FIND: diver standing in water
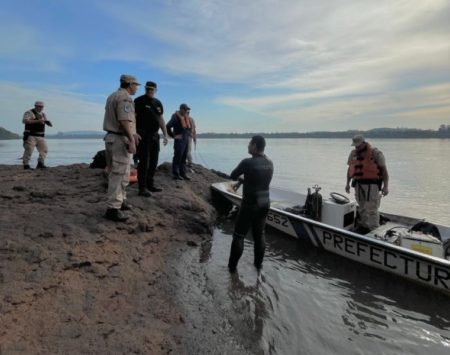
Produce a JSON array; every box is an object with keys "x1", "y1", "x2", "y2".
[{"x1": 228, "y1": 135, "x2": 274, "y2": 273}]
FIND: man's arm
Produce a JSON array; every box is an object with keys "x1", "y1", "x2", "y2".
[
  {"x1": 119, "y1": 120, "x2": 136, "y2": 154},
  {"x1": 158, "y1": 116, "x2": 169, "y2": 145},
  {"x1": 375, "y1": 149, "x2": 389, "y2": 196},
  {"x1": 166, "y1": 116, "x2": 175, "y2": 138},
  {"x1": 190, "y1": 117, "x2": 197, "y2": 142},
  {"x1": 22, "y1": 111, "x2": 44, "y2": 125},
  {"x1": 380, "y1": 166, "x2": 389, "y2": 196},
  {"x1": 230, "y1": 160, "x2": 246, "y2": 181},
  {"x1": 345, "y1": 166, "x2": 352, "y2": 193}
]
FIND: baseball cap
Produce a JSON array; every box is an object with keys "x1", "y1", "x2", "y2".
[
  {"x1": 351, "y1": 134, "x2": 365, "y2": 146},
  {"x1": 120, "y1": 74, "x2": 141, "y2": 85},
  {"x1": 179, "y1": 103, "x2": 190, "y2": 110},
  {"x1": 34, "y1": 101, "x2": 44, "y2": 107},
  {"x1": 145, "y1": 81, "x2": 157, "y2": 89}
]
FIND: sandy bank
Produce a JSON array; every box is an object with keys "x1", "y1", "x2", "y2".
[{"x1": 0, "y1": 163, "x2": 241, "y2": 354}]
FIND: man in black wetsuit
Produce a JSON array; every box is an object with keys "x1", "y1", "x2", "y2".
[
  {"x1": 134, "y1": 81, "x2": 169, "y2": 196},
  {"x1": 228, "y1": 135, "x2": 274, "y2": 273}
]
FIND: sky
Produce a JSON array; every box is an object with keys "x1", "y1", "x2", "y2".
[{"x1": 0, "y1": 0, "x2": 449, "y2": 134}]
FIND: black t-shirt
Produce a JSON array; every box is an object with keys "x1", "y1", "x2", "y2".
[
  {"x1": 230, "y1": 154, "x2": 274, "y2": 205},
  {"x1": 134, "y1": 95, "x2": 164, "y2": 134}
]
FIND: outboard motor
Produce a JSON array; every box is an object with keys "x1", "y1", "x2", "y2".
[{"x1": 303, "y1": 185, "x2": 323, "y2": 221}]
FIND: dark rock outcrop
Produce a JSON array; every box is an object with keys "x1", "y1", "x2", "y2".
[{"x1": 0, "y1": 162, "x2": 227, "y2": 354}]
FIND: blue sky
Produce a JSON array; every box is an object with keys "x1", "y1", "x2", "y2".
[{"x1": 0, "y1": 0, "x2": 449, "y2": 134}]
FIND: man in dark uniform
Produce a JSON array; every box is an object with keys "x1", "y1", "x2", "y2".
[
  {"x1": 134, "y1": 81, "x2": 169, "y2": 196},
  {"x1": 228, "y1": 135, "x2": 274, "y2": 273}
]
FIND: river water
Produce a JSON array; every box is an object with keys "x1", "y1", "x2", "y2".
[{"x1": 1, "y1": 138, "x2": 449, "y2": 354}]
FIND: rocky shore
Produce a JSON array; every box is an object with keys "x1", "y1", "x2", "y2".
[{"x1": 0, "y1": 163, "x2": 244, "y2": 354}]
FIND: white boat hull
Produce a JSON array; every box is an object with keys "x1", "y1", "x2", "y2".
[{"x1": 211, "y1": 181, "x2": 450, "y2": 295}]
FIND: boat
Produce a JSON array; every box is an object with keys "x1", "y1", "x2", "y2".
[{"x1": 211, "y1": 181, "x2": 450, "y2": 295}]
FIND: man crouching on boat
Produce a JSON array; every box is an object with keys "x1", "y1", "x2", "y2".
[
  {"x1": 345, "y1": 135, "x2": 389, "y2": 233},
  {"x1": 228, "y1": 135, "x2": 274, "y2": 273}
]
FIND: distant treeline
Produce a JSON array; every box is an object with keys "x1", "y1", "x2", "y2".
[
  {"x1": 1, "y1": 125, "x2": 450, "y2": 140},
  {"x1": 198, "y1": 126, "x2": 450, "y2": 139}
]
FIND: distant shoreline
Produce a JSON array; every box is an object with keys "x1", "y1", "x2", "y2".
[{"x1": 1, "y1": 126, "x2": 449, "y2": 140}]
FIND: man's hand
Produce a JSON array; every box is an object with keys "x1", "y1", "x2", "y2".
[
  {"x1": 345, "y1": 184, "x2": 350, "y2": 193},
  {"x1": 45, "y1": 120, "x2": 53, "y2": 127},
  {"x1": 163, "y1": 136, "x2": 168, "y2": 146},
  {"x1": 232, "y1": 181, "x2": 242, "y2": 192},
  {"x1": 381, "y1": 186, "x2": 389, "y2": 196},
  {"x1": 127, "y1": 139, "x2": 136, "y2": 155},
  {"x1": 133, "y1": 133, "x2": 141, "y2": 146}
]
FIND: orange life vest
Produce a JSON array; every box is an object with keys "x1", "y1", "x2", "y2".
[
  {"x1": 129, "y1": 168, "x2": 138, "y2": 184},
  {"x1": 348, "y1": 144, "x2": 381, "y2": 181},
  {"x1": 177, "y1": 112, "x2": 191, "y2": 129}
]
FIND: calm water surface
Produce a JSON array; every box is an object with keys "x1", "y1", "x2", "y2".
[{"x1": 1, "y1": 138, "x2": 449, "y2": 354}]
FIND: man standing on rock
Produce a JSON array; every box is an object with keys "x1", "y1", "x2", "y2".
[
  {"x1": 22, "y1": 101, "x2": 53, "y2": 169},
  {"x1": 228, "y1": 135, "x2": 274, "y2": 273},
  {"x1": 166, "y1": 103, "x2": 193, "y2": 180},
  {"x1": 134, "y1": 81, "x2": 169, "y2": 197},
  {"x1": 103, "y1": 74, "x2": 141, "y2": 222}
]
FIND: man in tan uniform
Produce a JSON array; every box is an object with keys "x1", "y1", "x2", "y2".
[
  {"x1": 22, "y1": 101, "x2": 53, "y2": 169},
  {"x1": 345, "y1": 135, "x2": 389, "y2": 233},
  {"x1": 103, "y1": 74, "x2": 141, "y2": 222}
]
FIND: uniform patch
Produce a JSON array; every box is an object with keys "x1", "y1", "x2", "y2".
[{"x1": 124, "y1": 104, "x2": 131, "y2": 113}]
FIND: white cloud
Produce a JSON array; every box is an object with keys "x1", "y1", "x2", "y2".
[{"x1": 1, "y1": 0, "x2": 448, "y2": 133}]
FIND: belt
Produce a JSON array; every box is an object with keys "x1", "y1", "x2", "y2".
[
  {"x1": 107, "y1": 131, "x2": 125, "y2": 136},
  {"x1": 355, "y1": 179, "x2": 381, "y2": 185},
  {"x1": 25, "y1": 132, "x2": 45, "y2": 137}
]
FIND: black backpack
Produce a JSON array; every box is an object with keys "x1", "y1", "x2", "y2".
[{"x1": 90, "y1": 150, "x2": 106, "y2": 169}]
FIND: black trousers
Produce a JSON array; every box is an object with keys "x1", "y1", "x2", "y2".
[
  {"x1": 172, "y1": 136, "x2": 188, "y2": 177},
  {"x1": 228, "y1": 203, "x2": 269, "y2": 270},
  {"x1": 137, "y1": 133, "x2": 160, "y2": 191}
]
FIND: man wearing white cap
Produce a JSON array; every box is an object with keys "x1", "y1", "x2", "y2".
[
  {"x1": 22, "y1": 101, "x2": 53, "y2": 169},
  {"x1": 103, "y1": 74, "x2": 141, "y2": 222},
  {"x1": 345, "y1": 135, "x2": 389, "y2": 233}
]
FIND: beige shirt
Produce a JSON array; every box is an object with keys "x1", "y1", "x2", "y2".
[
  {"x1": 103, "y1": 88, "x2": 136, "y2": 135},
  {"x1": 22, "y1": 109, "x2": 47, "y2": 124}
]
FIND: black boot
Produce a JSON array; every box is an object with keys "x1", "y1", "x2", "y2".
[
  {"x1": 148, "y1": 186, "x2": 162, "y2": 192},
  {"x1": 120, "y1": 200, "x2": 132, "y2": 211},
  {"x1": 36, "y1": 161, "x2": 47, "y2": 169},
  {"x1": 24, "y1": 164, "x2": 31, "y2": 170},
  {"x1": 138, "y1": 188, "x2": 152, "y2": 197},
  {"x1": 104, "y1": 208, "x2": 129, "y2": 222}
]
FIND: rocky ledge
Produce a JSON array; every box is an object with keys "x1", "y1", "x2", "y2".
[{"x1": 0, "y1": 163, "x2": 229, "y2": 354}]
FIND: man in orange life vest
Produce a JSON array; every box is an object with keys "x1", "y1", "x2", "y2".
[
  {"x1": 166, "y1": 103, "x2": 192, "y2": 180},
  {"x1": 345, "y1": 135, "x2": 389, "y2": 233}
]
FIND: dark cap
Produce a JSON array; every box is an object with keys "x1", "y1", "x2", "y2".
[
  {"x1": 180, "y1": 103, "x2": 190, "y2": 111},
  {"x1": 145, "y1": 81, "x2": 157, "y2": 89}
]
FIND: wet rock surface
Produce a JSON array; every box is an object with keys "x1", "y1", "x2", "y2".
[{"x1": 0, "y1": 163, "x2": 243, "y2": 354}]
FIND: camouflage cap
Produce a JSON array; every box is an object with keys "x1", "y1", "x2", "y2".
[
  {"x1": 351, "y1": 134, "x2": 365, "y2": 146},
  {"x1": 119, "y1": 74, "x2": 141, "y2": 85}
]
